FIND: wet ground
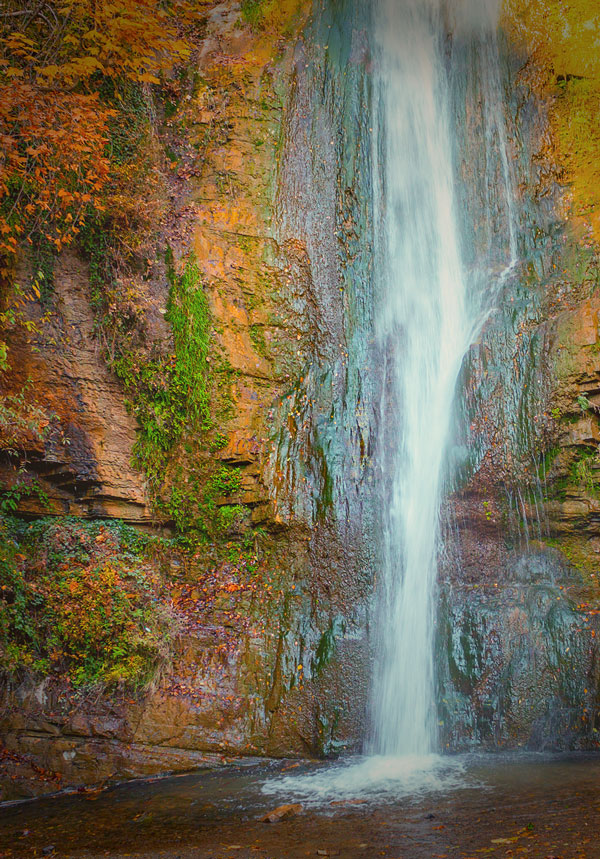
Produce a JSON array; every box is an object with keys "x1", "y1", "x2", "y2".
[{"x1": 0, "y1": 754, "x2": 599, "y2": 858}]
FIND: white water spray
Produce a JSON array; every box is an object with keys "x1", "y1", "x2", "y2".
[{"x1": 369, "y1": 0, "x2": 513, "y2": 758}]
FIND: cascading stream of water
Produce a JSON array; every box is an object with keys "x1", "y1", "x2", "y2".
[
  {"x1": 369, "y1": 0, "x2": 469, "y2": 758},
  {"x1": 264, "y1": 0, "x2": 519, "y2": 801},
  {"x1": 369, "y1": 0, "x2": 516, "y2": 758}
]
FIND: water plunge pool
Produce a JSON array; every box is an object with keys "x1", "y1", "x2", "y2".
[{"x1": 1, "y1": 753, "x2": 598, "y2": 858}]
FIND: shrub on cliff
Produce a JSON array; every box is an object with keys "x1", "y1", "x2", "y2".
[
  {"x1": 0, "y1": 518, "x2": 175, "y2": 687},
  {"x1": 0, "y1": 0, "x2": 206, "y2": 374},
  {"x1": 0, "y1": 0, "x2": 193, "y2": 266}
]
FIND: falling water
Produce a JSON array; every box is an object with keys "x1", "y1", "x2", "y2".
[
  {"x1": 264, "y1": 0, "x2": 518, "y2": 801},
  {"x1": 369, "y1": 0, "x2": 516, "y2": 758}
]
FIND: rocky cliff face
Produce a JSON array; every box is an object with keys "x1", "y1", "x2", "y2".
[
  {"x1": 1, "y1": 253, "x2": 152, "y2": 523},
  {"x1": 0, "y1": 0, "x2": 377, "y2": 800},
  {"x1": 2, "y1": 0, "x2": 600, "y2": 803},
  {"x1": 436, "y1": 25, "x2": 600, "y2": 751}
]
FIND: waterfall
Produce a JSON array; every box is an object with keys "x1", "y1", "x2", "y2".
[
  {"x1": 264, "y1": 0, "x2": 519, "y2": 800},
  {"x1": 369, "y1": 0, "x2": 515, "y2": 758}
]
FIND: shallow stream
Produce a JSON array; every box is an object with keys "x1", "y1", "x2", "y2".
[{"x1": 1, "y1": 754, "x2": 598, "y2": 858}]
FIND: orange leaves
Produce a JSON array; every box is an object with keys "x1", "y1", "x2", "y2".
[
  {"x1": 0, "y1": 83, "x2": 112, "y2": 257},
  {"x1": 0, "y1": 0, "x2": 199, "y2": 266}
]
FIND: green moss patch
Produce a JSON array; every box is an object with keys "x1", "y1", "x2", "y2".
[{"x1": 114, "y1": 252, "x2": 211, "y2": 492}]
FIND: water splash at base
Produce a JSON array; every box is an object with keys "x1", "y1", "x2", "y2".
[{"x1": 261, "y1": 755, "x2": 467, "y2": 806}]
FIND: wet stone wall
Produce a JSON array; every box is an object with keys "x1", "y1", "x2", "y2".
[{"x1": 435, "y1": 22, "x2": 600, "y2": 749}]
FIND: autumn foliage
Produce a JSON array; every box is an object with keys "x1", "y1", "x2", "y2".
[
  {"x1": 504, "y1": 0, "x2": 600, "y2": 80},
  {"x1": 504, "y1": 0, "x2": 600, "y2": 238},
  {"x1": 0, "y1": 0, "x2": 195, "y2": 270},
  {"x1": 0, "y1": 84, "x2": 111, "y2": 258},
  {"x1": 0, "y1": 517, "x2": 174, "y2": 686}
]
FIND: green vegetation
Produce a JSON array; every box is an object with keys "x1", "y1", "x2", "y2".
[
  {"x1": 210, "y1": 432, "x2": 228, "y2": 452},
  {"x1": 544, "y1": 536, "x2": 586, "y2": 571},
  {"x1": 28, "y1": 236, "x2": 57, "y2": 305},
  {"x1": 250, "y1": 323, "x2": 268, "y2": 357},
  {"x1": 104, "y1": 247, "x2": 253, "y2": 545},
  {"x1": 577, "y1": 394, "x2": 592, "y2": 412},
  {"x1": 241, "y1": 0, "x2": 266, "y2": 27},
  {"x1": 165, "y1": 252, "x2": 211, "y2": 430},
  {"x1": 0, "y1": 387, "x2": 49, "y2": 457},
  {"x1": 206, "y1": 465, "x2": 243, "y2": 505},
  {"x1": 162, "y1": 463, "x2": 245, "y2": 546},
  {"x1": 537, "y1": 444, "x2": 600, "y2": 503},
  {"x1": 81, "y1": 237, "x2": 251, "y2": 548},
  {"x1": 0, "y1": 518, "x2": 175, "y2": 687},
  {"x1": 537, "y1": 445, "x2": 560, "y2": 479},
  {"x1": 114, "y1": 252, "x2": 211, "y2": 491},
  {"x1": 571, "y1": 449, "x2": 600, "y2": 496},
  {"x1": 215, "y1": 504, "x2": 246, "y2": 537},
  {"x1": 0, "y1": 475, "x2": 48, "y2": 516},
  {"x1": 312, "y1": 617, "x2": 345, "y2": 677}
]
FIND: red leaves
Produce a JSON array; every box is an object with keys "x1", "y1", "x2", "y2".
[{"x1": 0, "y1": 743, "x2": 62, "y2": 785}]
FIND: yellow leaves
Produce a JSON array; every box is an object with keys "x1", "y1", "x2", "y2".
[
  {"x1": 2, "y1": 31, "x2": 37, "y2": 56},
  {"x1": 36, "y1": 64, "x2": 61, "y2": 80},
  {"x1": 505, "y1": 0, "x2": 600, "y2": 241},
  {"x1": 171, "y1": 39, "x2": 192, "y2": 59},
  {"x1": 64, "y1": 55, "x2": 106, "y2": 79},
  {"x1": 137, "y1": 72, "x2": 161, "y2": 84},
  {"x1": 0, "y1": 0, "x2": 202, "y2": 263},
  {"x1": 4, "y1": 33, "x2": 36, "y2": 48}
]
